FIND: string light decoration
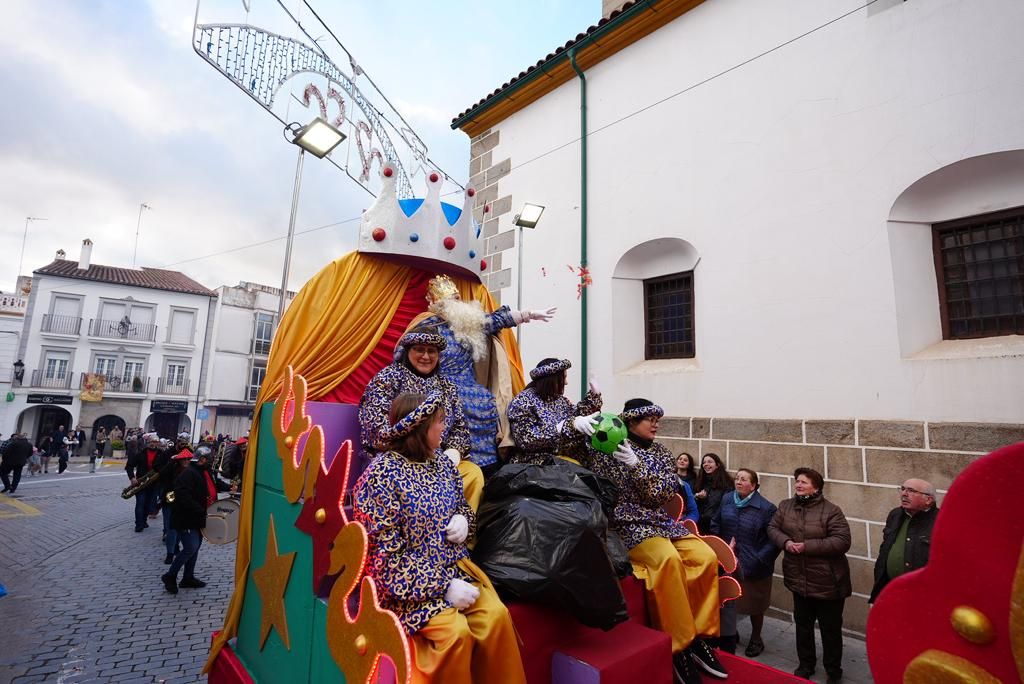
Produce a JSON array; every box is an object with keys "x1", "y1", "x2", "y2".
[{"x1": 192, "y1": 10, "x2": 447, "y2": 200}]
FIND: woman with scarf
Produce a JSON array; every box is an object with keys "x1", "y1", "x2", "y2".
[
  {"x1": 569, "y1": 398, "x2": 727, "y2": 684},
  {"x1": 506, "y1": 358, "x2": 601, "y2": 466},
  {"x1": 359, "y1": 326, "x2": 483, "y2": 510},
  {"x1": 353, "y1": 392, "x2": 525, "y2": 684},
  {"x1": 711, "y1": 468, "x2": 779, "y2": 657},
  {"x1": 768, "y1": 467, "x2": 851, "y2": 683}
]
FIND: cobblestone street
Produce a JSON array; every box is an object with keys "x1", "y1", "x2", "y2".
[{"x1": 0, "y1": 460, "x2": 235, "y2": 684}]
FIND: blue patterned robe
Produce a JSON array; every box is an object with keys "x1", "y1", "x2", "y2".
[
  {"x1": 353, "y1": 450, "x2": 476, "y2": 634},
  {"x1": 507, "y1": 387, "x2": 602, "y2": 465},
  {"x1": 580, "y1": 436, "x2": 689, "y2": 549},
  {"x1": 358, "y1": 362, "x2": 470, "y2": 457},
  {"x1": 421, "y1": 307, "x2": 517, "y2": 467}
]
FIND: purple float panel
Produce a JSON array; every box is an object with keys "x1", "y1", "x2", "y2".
[
  {"x1": 552, "y1": 653, "x2": 600, "y2": 684},
  {"x1": 294, "y1": 401, "x2": 365, "y2": 500}
]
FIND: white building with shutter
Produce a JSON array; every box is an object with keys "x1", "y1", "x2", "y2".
[
  {"x1": 7, "y1": 240, "x2": 217, "y2": 447},
  {"x1": 198, "y1": 281, "x2": 294, "y2": 439}
]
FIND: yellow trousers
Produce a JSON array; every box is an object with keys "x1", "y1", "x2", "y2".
[
  {"x1": 458, "y1": 460, "x2": 484, "y2": 513},
  {"x1": 411, "y1": 558, "x2": 526, "y2": 684},
  {"x1": 630, "y1": 535, "x2": 720, "y2": 654}
]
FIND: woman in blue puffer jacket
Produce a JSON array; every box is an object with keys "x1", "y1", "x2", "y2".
[{"x1": 711, "y1": 468, "x2": 779, "y2": 658}]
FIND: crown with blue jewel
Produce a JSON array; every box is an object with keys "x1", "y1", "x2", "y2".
[{"x1": 357, "y1": 163, "x2": 485, "y2": 282}]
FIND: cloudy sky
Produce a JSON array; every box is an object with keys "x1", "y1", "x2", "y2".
[{"x1": 0, "y1": 0, "x2": 596, "y2": 294}]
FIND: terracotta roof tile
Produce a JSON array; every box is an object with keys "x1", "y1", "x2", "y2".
[{"x1": 34, "y1": 260, "x2": 217, "y2": 297}]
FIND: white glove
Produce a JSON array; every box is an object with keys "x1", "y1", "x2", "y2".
[
  {"x1": 445, "y1": 513, "x2": 469, "y2": 544},
  {"x1": 587, "y1": 373, "x2": 601, "y2": 395},
  {"x1": 529, "y1": 306, "x2": 557, "y2": 322},
  {"x1": 445, "y1": 578, "x2": 480, "y2": 610},
  {"x1": 443, "y1": 448, "x2": 461, "y2": 467},
  {"x1": 612, "y1": 440, "x2": 639, "y2": 467},
  {"x1": 573, "y1": 412, "x2": 600, "y2": 436}
]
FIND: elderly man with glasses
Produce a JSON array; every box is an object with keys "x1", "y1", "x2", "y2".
[{"x1": 869, "y1": 478, "x2": 939, "y2": 603}]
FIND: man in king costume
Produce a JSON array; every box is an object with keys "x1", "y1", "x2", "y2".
[{"x1": 406, "y1": 274, "x2": 555, "y2": 474}]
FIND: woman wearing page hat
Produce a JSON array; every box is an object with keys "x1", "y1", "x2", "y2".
[
  {"x1": 353, "y1": 392, "x2": 525, "y2": 683},
  {"x1": 568, "y1": 398, "x2": 727, "y2": 684},
  {"x1": 506, "y1": 358, "x2": 601, "y2": 466},
  {"x1": 359, "y1": 326, "x2": 483, "y2": 510}
]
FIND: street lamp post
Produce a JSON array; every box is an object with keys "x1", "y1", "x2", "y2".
[
  {"x1": 277, "y1": 118, "x2": 347, "y2": 324},
  {"x1": 18, "y1": 216, "x2": 47, "y2": 283},
  {"x1": 513, "y1": 203, "x2": 546, "y2": 345},
  {"x1": 132, "y1": 203, "x2": 152, "y2": 267}
]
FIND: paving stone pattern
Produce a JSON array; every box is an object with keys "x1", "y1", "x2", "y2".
[{"x1": 0, "y1": 461, "x2": 235, "y2": 684}]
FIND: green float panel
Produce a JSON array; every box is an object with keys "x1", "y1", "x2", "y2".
[
  {"x1": 310, "y1": 599, "x2": 348, "y2": 683},
  {"x1": 254, "y1": 403, "x2": 285, "y2": 494},
  {"x1": 236, "y1": 483, "x2": 312, "y2": 683}
]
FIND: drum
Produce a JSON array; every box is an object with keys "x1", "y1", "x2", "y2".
[{"x1": 203, "y1": 496, "x2": 241, "y2": 544}]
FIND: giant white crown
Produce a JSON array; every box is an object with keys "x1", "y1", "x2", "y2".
[{"x1": 357, "y1": 163, "x2": 486, "y2": 282}]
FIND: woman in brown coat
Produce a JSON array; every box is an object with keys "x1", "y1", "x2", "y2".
[{"x1": 768, "y1": 467, "x2": 851, "y2": 683}]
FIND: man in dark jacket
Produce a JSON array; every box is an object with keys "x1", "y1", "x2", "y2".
[
  {"x1": 125, "y1": 434, "x2": 163, "y2": 532},
  {"x1": 869, "y1": 478, "x2": 938, "y2": 603},
  {"x1": 161, "y1": 446, "x2": 231, "y2": 594},
  {"x1": 1, "y1": 434, "x2": 33, "y2": 494}
]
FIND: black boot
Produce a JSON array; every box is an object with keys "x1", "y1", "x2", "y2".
[{"x1": 161, "y1": 573, "x2": 178, "y2": 594}]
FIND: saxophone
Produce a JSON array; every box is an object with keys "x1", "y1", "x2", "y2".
[{"x1": 121, "y1": 469, "x2": 160, "y2": 499}]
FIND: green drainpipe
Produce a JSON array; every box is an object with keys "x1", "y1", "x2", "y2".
[{"x1": 569, "y1": 47, "x2": 589, "y2": 398}]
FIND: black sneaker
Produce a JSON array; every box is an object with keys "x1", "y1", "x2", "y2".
[
  {"x1": 793, "y1": 668, "x2": 814, "y2": 679},
  {"x1": 161, "y1": 573, "x2": 178, "y2": 594},
  {"x1": 672, "y1": 651, "x2": 701, "y2": 684},
  {"x1": 690, "y1": 640, "x2": 728, "y2": 679},
  {"x1": 163, "y1": 553, "x2": 174, "y2": 565},
  {"x1": 179, "y1": 577, "x2": 207, "y2": 589},
  {"x1": 744, "y1": 639, "x2": 764, "y2": 658}
]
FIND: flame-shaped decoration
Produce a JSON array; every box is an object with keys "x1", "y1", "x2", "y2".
[{"x1": 271, "y1": 366, "x2": 316, "y2": 503}]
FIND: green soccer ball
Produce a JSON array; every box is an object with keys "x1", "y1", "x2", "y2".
[{"x1": 590, "y1": 412, "x2": 628, "y2": 455}]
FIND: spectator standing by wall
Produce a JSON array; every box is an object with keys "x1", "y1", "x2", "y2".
[
  {"x1": 694, "y1": 453, "x2": 733, "y2": 534},
  {"x1": 869, "y1": 478, "x2": 939, "y2": 603}
]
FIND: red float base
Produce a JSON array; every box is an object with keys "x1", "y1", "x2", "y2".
[{"x1": 207, "y1": 632, "x2": 253, "y2": 684}]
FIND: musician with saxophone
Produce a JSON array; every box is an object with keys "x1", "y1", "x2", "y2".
[
  {"x1": 161, "y1": 445, "x2": 233, "y2": 594},
  {"x1": 125, "y1": 434, "x2": 164, "y2": 533}
]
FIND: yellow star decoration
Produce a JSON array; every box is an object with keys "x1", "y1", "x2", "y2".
[{"x1": 252, "y1": 514, "x2": 297, "y2": 651}]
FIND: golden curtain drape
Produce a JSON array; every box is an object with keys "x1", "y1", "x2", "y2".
[{"x1": 206, "y1": 252, "x2": 523, "y2": 671}]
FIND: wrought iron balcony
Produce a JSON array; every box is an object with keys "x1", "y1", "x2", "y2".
[
  {"x1": 89, "y1": 318, "x2": 157, "y2": 343},
  {"x1": 155, "y1": 377, "x2": 190, "y2": 395},
  {"x1": 40, "y1": 314, "x2": 82, "y2": 335},
  {"x1": 29, "y1": 369, "x2": 72, "y2": 389},
  {"x1": 79, "y1": 373, "x2": 150, "y2": 394}
]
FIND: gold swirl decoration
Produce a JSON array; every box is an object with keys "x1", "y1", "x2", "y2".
[
  {"x1": 904, "y1": 650, "x2": 1001, "y2": 684},
  {"x1": 1011, "y1": 544, "x2": 1024, "y2": 682},
  {"x1": 274, "y1": 366, "x2": 410, "y2": 683}
]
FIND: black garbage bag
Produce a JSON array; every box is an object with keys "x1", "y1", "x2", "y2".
[{"x1": 471, "y1": 462, "x2": 629, "y2": 630}]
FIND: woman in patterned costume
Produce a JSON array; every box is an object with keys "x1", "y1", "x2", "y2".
[
  {"x1": 414, "y1": 275, "x2": 555, "y2": 473},
  {"x1": 506, "y1": 358, "x2": 602, "y2": 465},
  {"x1": 359, "y1": 327, "x2": 485, "y2": 510},
  {"x1": 353, "y1": 392, "x2": 526, "y2": 684},
  {"x1": 569, "y1": 398, "x2": 727, "y2": 684}
]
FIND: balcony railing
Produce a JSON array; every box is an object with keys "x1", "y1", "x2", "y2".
[
  {"x1": 89, "y1": 318, "x2": 157, "y2": 342},
  {"x1": 79, "y1": 373, "x2": 150, "y2": 394},
  {"x1": 155, "y1": 377, "x2": 190, "y2": 395},
  {"x1": 29, "y1": 369, "x2": 72, "y2": 389},
  {"x1": 41, "y1": 314, "x2": 82, "y2": 335}
]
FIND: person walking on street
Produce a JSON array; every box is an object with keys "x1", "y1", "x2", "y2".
[
  {"x1": 60, "y1": 428, "x2": 77, "y2": 474},
  {"x1": 1, "y1": 433, "x2": 32, "y2": 494},
  {"x1": 51, "y1": 425, "x2": 67, "y2": 473},
  {"x1": 74, "y1": 426, "x2": 87, "y2": 457},
  {"x1": 126, "y1": 435, "x2": 163, "y2": 532},
  {"x1": 38, "y1": 435, "x2": 52, "y2": 474},
  {"x1": 161, "y1": 446, "x2": 233, "y2": 594}
]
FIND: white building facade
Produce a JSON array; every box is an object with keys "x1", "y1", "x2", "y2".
[
  {"x1": 0, "y1": 281, "x2": 29, "y2": 435},
  {"x1": 453, "y1": 0, "x2": 1024, "y2": 632},
  {"x1": 8, "y1": 241, "x2": 217, "y2": 447},
  {"x1": 199, "y1": 281, "x2": 294, "y2": 439}
]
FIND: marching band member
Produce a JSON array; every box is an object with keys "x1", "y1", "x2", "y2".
[
  {"x1": 160, "y1": 445, "x2": 232, "y2": 594},
  {"x1": 571, "y1": 398, "x2": 727, "y2": 684},
  {"x1": 506, "y1": 358, "x2": 601, "y2": 466},
  {"x1": 353, "y1": 392, "x2": 525, "y2": 684},
  {"x1": 126, "y1": 434, "x2": 162, "y2": 532},
  {"x1": 359, "y1": 326, "x2": 484, "y2": 510}
]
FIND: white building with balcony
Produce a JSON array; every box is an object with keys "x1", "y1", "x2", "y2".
[
  {"x1": 0, "y1": 280, "x2": 29, "y2": 435},
  {"x1": 199, "y1": 281, "x2": 294, "y2": 439},
  {"x1": 8, "y1": 240, "x2": 217, "y2": 446}
]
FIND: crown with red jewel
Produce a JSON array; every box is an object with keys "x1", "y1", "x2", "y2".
[{"x1": 357, "y1": 163, "x2": 486, "y2": 282}]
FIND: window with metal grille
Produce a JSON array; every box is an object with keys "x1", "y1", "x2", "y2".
[
  {"x1": 248, "y1": 363, "x2": 267, "y2": 402},
  {"x1": 253, "y1": 312, "x2": 274, "y2": 356},
  {"x1": 644, "y1": 272, "x2": 695, "y2": 359},
  {"x1": 934, "y1": 208, "x2": 1024, "y2": 339}
]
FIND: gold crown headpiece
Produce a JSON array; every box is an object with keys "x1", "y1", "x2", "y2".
[{"x1": 426, "y1": 275, "x2": 460, "y2": 304}]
